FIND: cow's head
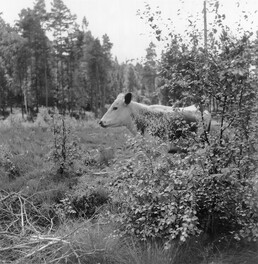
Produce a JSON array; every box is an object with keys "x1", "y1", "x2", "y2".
[{"x1": 99, "y1": 92, "x2": 133, "y2": 129}]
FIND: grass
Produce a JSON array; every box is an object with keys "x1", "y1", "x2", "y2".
[
  {"x1": 0, "y1": 116, "x2": 131, "y2": 263},
  {"x1": 0, "y1": 117, "x2": 128, "y2": 185},
  {"x1": 0, "y1": 114, "x2": 258, "y2": 264}
]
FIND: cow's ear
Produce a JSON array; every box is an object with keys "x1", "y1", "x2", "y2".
[{"x1": 124, "y1": 92, "x2": 132, "y2": 105}]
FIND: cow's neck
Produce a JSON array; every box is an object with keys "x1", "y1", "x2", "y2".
[
  {"x1": 124, "y1": 115, "x2": 138, "y2": 136},
  {"x1": 129, "y1": 101, "x2": 150, "y2": 115}
]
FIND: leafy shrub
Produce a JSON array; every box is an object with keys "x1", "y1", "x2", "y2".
[
  {"x1": 71, "y1": 188, "x2": 110, "y2": 218},
  {"x1": 189, "y1": 133, "x2": 258, "y2": 240},
  {"x1": 110, "y1": 123, "x2": 258, "y2": 245},
  {"x1": 136, "y1": 4, "x2": 258, "y2": 245},
  {"x1": 34, "y1": 106, "x2": 52, "y2": 127},
  {"x1": 98, "y1": 146, "x2": 115, "y2": 165},
  {"x1": 0, "y1": 144, "x2": 20, "y2": 180},
  {"x1": 54, "y1": 197, "x2": 77, "y2": 222},
  {"x1": 134, "y1": 110, "x2": 198, "y2": 143},
  {"x1": 54, "y1": 188, "x2": 110, "y2": 220},
  {"x1": 110, "y1": 136, "x2": 201, "y2": 245}
]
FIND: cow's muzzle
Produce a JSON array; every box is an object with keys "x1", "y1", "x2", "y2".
[{"x1": 99, "y1": 120, "x2": 107, "y2": 127}]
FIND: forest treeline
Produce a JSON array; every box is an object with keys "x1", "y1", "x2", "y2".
[
  {"x1": 0, "y1": 0, "x2": 157, "y2": 118},
  {"x1": 0, "y1": 0, "x2": 258, "y2": 120}
]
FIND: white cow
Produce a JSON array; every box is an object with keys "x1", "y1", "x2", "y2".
[
  {"x1": 99, "y1": 93, "x2": 211, "y2": 141},
  {"x1": 149, "y1": 104, "x2": 198, "y2": 113}
]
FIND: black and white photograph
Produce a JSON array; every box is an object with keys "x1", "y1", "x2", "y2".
[{"x1": 0, "y1": 0, "x2": 258, "y2": 263}]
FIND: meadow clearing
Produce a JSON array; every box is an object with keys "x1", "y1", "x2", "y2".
[{"x1": 0, "y1": 109, "x2": 258, "y2": 264}]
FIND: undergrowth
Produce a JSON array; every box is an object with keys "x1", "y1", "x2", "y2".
[{"x1": 0, "y1": 108, "x2": 257, "y2": 263}]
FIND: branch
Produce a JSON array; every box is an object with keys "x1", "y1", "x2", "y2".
[
  {"x1": 0, "y1": 192, "x2": 18, "y2": 203},
  {"x1": 18, "y1": 196, "x2": 25, "y2": 235},
  {"x1": 219, "y1": 95, "x2": 228, "y2": 143}
]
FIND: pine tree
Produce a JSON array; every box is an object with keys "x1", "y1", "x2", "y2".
[
  {"x1": 49, "y1": 0, "x2": 77, "y2": 111},
  {"x1": 143, "y1": 42, "x2": 157, "y2": 102}
]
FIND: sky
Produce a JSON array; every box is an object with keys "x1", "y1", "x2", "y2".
[{"x1": 1, "y1": 0, "x2": 258, "y2": 63}]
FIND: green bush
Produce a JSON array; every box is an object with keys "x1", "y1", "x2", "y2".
[
  {"x1": 34, "y1": 107, "x2": 52, "y2": 128},
  {"x1": 110, "y1": 124, "x2": 258, "y2": 246},
  {"x1": 71, "y1": 188, "x2": 110, "y2": 218},
  {"x1": 53, "y1": 187, "x2": 110, "y2": 222},
  {"x1": 0, "y1": 144, "x2": 20, "y2": 181},
  {"x1": 127, "y1": 10, "x2": 258, "y2": 246},
  {"x1": 189, "y1": 132, "x2": 258, "y2": 240},
  {"x1": 110, "y1": 136, "x2": 200, "y2": 245}
]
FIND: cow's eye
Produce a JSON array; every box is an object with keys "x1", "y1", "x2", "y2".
[{"x1": 113, "y1": 107, "x2": 118, "y2": 111}]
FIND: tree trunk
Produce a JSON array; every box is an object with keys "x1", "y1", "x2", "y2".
[
  {"x1": 23, "y1": 87, "x2": 28, "y2": 116},
  {"x1": 203, "y1": 0, "x2": 208, "y2": 55},
  {"x1": 45, "y1": 57, "x2": 48, "y2": 107},
  {"x1": 96, "y1": 64, "x2": 101, "y2": 117}
]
